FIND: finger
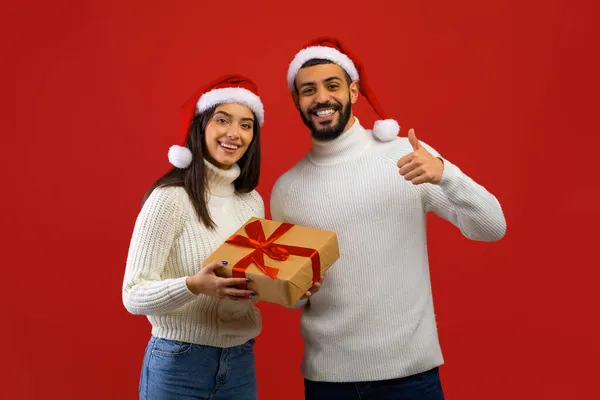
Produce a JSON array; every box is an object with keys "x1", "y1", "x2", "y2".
[
  {"x1": 398, "y1": 159, "x2": 420, "y2": 176},
  {"x1": 408, "y1": 128, "x2": 420, "y2": 151},
  {"x1": 410, "y1": 175, "x2": 429, "y2": 185},
  {"x1": 306, "y1": 282, "x2": 322, "y2": 296},
  {"x1": 202, "y1": 260, "x2": 228, "y2": 273},
  {"x1": 224, "y1": 287, "x2": 256, "y2": 298},
  {"x1": 218, "y1": 277, "x2": 251, "y2": 287},
  {"x1": 403, "y1": 166, "x2": 424, "y2": 181},
  {"x1": 396, "y1": 153, "x2": 414, "y2": 168}
]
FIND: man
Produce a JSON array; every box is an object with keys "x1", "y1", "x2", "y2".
[{"x1": 270, "y1": 37, "x2": 506, "y2": 400}]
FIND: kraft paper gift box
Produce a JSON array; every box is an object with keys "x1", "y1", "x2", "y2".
[{"x1": 204, "y1": 217, "x2": 340, "y2": 307}]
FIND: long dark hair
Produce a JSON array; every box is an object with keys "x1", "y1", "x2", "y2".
[{"x1": 143, "y1": 105, "x2": 261, "y2": 229}]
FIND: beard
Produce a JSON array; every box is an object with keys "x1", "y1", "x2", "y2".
[{"x1": 299, "y1": 96, "x2": 352, "y2": 141}]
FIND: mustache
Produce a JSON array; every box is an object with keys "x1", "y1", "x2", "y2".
[{"x1": 309, "y1": 102, "x2": 341, "y2": 114}]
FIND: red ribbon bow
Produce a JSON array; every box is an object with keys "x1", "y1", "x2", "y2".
[{"x1": 225, "y1": 220, "x2": 321, "y2": 289}]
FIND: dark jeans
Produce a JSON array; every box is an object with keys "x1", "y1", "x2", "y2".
[{"x1": 304, "y1": 367, "x2": 444, "y2": 400}]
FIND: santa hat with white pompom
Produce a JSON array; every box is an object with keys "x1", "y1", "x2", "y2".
[
  {"x1": 286, "y1": 36, "x2": 400, "y2": 142},
  {"x1": 168, "y1": 74, "x2": 265, "y2": 169}
]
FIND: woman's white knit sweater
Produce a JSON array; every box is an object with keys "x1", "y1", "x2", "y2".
[{"x1": 122, "y1": 160, "x2": 264, "y2": 348}]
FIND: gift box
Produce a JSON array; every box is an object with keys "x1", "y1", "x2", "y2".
[{"x1": 204, "y1": 217, "x2": 339, "y2": 307}]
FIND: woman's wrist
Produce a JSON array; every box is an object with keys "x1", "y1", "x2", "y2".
[{"x1": 185, "y1": 276, "x2": 200, "y2": 295}]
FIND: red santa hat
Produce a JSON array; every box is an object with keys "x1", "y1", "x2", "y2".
[
  {"x1": 286, "y1": 37, "x2": 400, "y2": 142},
  {"x1": 168, "y1": 74, "x2": 265, "y2": 169}
]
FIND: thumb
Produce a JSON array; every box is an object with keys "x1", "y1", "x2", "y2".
[
  {"x1": 408, "y1": 128, "x2": 420, "y2": 151},
  {"x1": 202, "y1": 260, "x2": 227, "y2": 274}
]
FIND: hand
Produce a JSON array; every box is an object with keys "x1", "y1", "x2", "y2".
[
  {"x1": 397, "y1": 128, "x2": 444, "y2": 185},
  {"x1": 300, "y1": 276, "x2": 324, "y2": 300},
  {"x1": 186, "y1": 261, "x2": 255, "y2": 301}
]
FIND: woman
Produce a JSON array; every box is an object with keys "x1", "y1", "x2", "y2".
[{"x1": 122, "y1": 75, "x2": 266, "y2": 400}]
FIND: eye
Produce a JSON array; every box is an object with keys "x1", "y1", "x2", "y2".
[
  {"x1": 328, "y1": 83, "x2": 340, "y2": 90},
  {"x1": 216, "y1": 117, "x2": 229, "y2": 125},
  {"x1": 302, "y1": 88, "x2": 315, "y2": 95},
  {"x1": 241, "y1": 123, "x2": 252, "y2": 130}
]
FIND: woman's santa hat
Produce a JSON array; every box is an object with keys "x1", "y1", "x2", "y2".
[
  {"x1": 168, "y1": 74, "x2": 265, "y2": 169},
  {"x1": 286, "y1": 37, "x2": 400, "y2": 142}
]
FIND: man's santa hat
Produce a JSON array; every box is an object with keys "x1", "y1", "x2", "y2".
[
  {"x1": 168, "y1": 74, "x2": 265, "y2": 169},
  {"x1": 286, "y1": 37, "x2": 400, "y2": 142}
]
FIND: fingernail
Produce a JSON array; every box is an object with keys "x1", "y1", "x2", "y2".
[
  {"x1": 246, "y1": 279, "x2": 251, "y2": 283},
  {"x1": 222, "y1": 261, "x2": 228, "y2": 265}
]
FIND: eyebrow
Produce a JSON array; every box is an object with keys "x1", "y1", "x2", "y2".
[
  {"x1": 299, "y1": 76, "x2": 343, "y2": 88},
  {"x1": 214, "y1": 110, "x2": 254, "y2": 122}
]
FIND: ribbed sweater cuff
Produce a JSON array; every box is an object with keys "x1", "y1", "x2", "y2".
[
  {"x1": 168, "y1": 276, "x2": 198, "y2": 305},
  {"x1": 436, "y1": 159, "x2": 464, "y2": 193},
  {"x1": 286, "y1": 298, "x2": 308, "y2": 310}
]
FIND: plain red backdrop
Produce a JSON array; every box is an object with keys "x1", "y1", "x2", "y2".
[{"x1": 1, "y1": 0, "x2": 599, "y2": 398}]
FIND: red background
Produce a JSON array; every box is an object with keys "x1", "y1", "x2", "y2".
[{"x1": 2, "y1": 0, "x2": 599, "y2": 398}]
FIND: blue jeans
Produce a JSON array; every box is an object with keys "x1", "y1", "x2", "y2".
[
  {"x1": 304, "y1": 368, "x2": 445, "y2": 400},
  {"x1": 138, "y1": 336, "x2": 257, "y2": 400}
]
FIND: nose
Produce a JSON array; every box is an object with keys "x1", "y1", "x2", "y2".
[
  {"x1": 313, "y1": 87, "x2": 329, "y2": 104},
  {"x1": 226, "y1": 124, "x2": 240, "y2": 139}
]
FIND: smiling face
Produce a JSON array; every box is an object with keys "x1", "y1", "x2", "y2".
[
  {"x1": 294, "y1": 62, "x2": 359, "y2": 141},
  {"x1": 203, "y1": 103, "x2": 255, "y2": 169}
]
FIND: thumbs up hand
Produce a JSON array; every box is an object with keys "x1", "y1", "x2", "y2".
[{"x1": 397, "y1": 129, "x2": 444, "y2": 185}]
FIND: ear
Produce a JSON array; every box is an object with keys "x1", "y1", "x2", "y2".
[
  {"x1": 349, "y1": 81, "x2": 359, "y2": 104},
  {"x1": 291, "y1": 91, "x2": 300, "y2": 110}
]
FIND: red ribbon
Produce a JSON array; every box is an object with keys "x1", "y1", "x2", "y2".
[{"x1": 225, "y1": 220, "x2": 321, "y2": 290}]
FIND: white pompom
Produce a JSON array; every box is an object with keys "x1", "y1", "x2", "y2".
[
  {"x1": 373, "y1": 119, "x2": 400, "y2": 142},
  {"x1": 168, "y1": 145, "x2": 193, "y2": 168}
]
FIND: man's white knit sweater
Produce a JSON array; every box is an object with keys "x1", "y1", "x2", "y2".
[
  {"x1": 122, "y1": 160, "x2": 264, "y2": 348},
  {"x1": 270, "y1": 118, "x2": 506, "y2": 382}
]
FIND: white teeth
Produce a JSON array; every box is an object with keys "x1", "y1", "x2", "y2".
[
  {"x1": 220, "y1": 143, "x2": 239, "y2": 150},
  {"x1": 316, "y1": 109, "x2": 335, "y2": 117}
]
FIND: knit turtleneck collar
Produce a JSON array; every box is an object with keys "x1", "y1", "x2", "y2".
[
  {"x1": 307, "y1": 117, "x2": 372, "y2": 166},
  {"x1": 204, "y1": 158, "x2": 240, "y2": 197}
]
